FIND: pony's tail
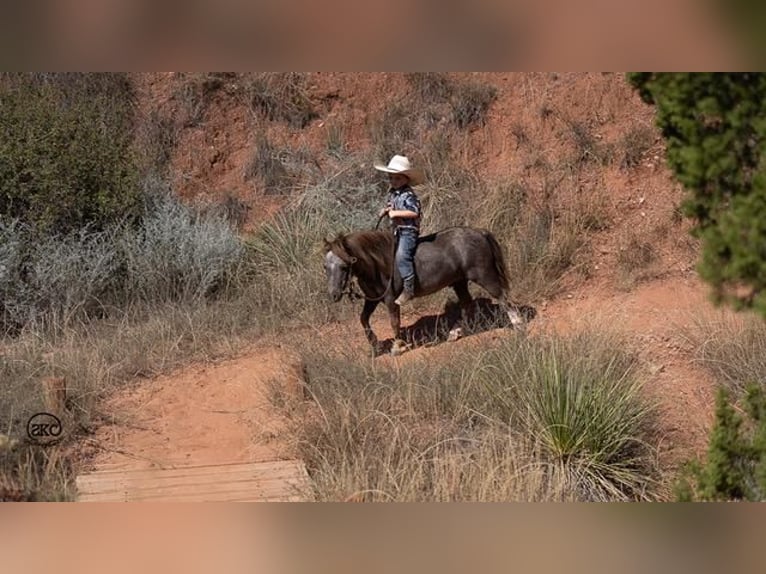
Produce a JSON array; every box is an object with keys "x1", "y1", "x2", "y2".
[{"x1": 483, "y1": 231, "x2": 510, "y2": 295}]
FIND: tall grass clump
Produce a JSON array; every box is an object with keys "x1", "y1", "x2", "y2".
[
  {"x1": 619, "y1": 124, "x2": 656, "y2": 169},
  {"x1": 367, "y1": 102, "x2": 418, "y2": 162},
  {"x1": 684, "y1": 312, "x2": 766, "y2": 398},
  {"x1": 277, "y1": 330, "x2": 658, "y2": 501},
  {"x1": 617, "y1": 233, "x2": 658, "y2": 289},
  {"x1": 471, "y1": 179, "x2": 590, "y2": 303},
  {"x1": 507, "y1": 334, "x2": 655, "y2": 500},
  {"x1": 173, "y1": 72, "x2": 236, "y2": 127},
  {"x1": 243, "y1": 173, "x2": 384, "y2": 329},
  {"x1": 1, "y1": 443, "x2": 73, "y2": 501},
  {"x1": 449, "y1": 81, "x2": 497, "y2": 129},
  {"x1": 245, "y1": 73, "x2": 317, "y2": 128},
  {"x1": 404, "y1": 73, "x2": 498, "y2": 129}
]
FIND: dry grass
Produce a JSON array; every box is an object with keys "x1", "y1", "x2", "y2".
[
  {"x1": 619, "y1": 124, "x2": 656, "y2": 170},
  {"x1": 683, "y1": 311, "x2": 766, "y2": 397},
  {"x1": 244, "y1": 72, "x2": 317, "y2": 128},
  {"x1": 617, "y1": 233, "x2": 659, "y2": 290},
  {"x1": 273, "y1": 330, "x2": 659, "y2": 501}
]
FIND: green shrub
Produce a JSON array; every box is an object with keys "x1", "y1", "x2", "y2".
[
  {"x1": 0, "y1": 73, "x2": 140, "y2": 234},
  {"x1": 677, "y1": 385, "x2": 766, "y2": 501}
]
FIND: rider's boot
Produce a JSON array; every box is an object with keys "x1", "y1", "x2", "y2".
[{"x1": 395, "y1": 276, "x2": 415, "y2": 306}]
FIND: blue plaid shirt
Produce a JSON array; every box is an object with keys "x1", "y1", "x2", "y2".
[{"x1": 386, "y1": 185, "x2": 421, "y2": 231}]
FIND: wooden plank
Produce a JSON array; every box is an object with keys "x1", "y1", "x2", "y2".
[
  {"x1": 76, "y1": 460, "x2": 312, "y2": 502},
  {"x1": 77, "y1": 460, "x2": 304, "y2": 490},
  {"x1": 77, "y1": 483, "x2": 307, "y2": 502},
  {"x1": 77, "y1": 476, "x2": 310, "y2": 502},
  {"x1": 77, "y1": 476, "x2": 307, "y2": 500}
]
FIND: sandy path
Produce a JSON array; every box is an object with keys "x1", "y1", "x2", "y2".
[{"x1": 81, "y1": 345, "x2": 301, "y2": 473}]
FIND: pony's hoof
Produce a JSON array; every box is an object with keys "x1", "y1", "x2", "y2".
[
  {"x1": 447, "y1": 328, "x2": 463, "y2": 342},
  {"x1": 508, "y1": 310, "x2": 525, "y2": 328},
  {"x1": 390, "y1": 340, "x2": 409, "y2": 356}
]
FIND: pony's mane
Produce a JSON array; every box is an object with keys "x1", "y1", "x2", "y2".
[{"x1": 327, "y1": 230, "x2": 393, "y2": 277}]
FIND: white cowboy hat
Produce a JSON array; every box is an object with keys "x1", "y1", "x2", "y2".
[{"x1": 374, "y1": 155, "x2": 425, "y2": 186}]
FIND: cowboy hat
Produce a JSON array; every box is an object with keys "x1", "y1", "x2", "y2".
[{"x1": 373, "y1": 155, "x2": 425, "y2": 186}]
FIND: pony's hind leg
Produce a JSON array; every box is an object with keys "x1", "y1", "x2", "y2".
[
  {"x1": 475, "y1": 277, "x2": 524, "y2": 330},
  {"x1": 449, "y1": 280, "x2": 473, "y2": 341}
]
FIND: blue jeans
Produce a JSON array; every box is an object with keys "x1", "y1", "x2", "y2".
[{"x1": 395, "y1": 228, "x2": 418, "y2": 282}]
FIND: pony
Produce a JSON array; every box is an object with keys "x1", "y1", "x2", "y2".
[{"x1": 323, "y1": 227, "x2": 524, "y2": 354}]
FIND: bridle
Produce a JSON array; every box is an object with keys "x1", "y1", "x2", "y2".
[
  {"x1": 340, "y1": 255, "x2": 392, "y2": 303},
  {"x1": 333, "y1": 214, "x2": 397, "y2": 303}
]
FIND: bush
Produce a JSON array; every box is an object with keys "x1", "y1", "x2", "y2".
[
  {"x1": 677, "y1": 385, "x2": 766, "y2": 501},
  {"x1": 0, "y1": 220, "x2": 119, "y2": 332},
  {"x1": 628, "y1": 73, "x2": 766, "y2": 318},
  {"x1": 679, "y1": 311, "x2": 766, "y2": 501},
  {"x1": 0, "y1": 191, "x2": 246, "y2": 333},
  {"x1": 620, "y1": 125, "x2": 655, "y2": 169},
  {"x1": 0, "y1": 73, "x2": 141, "y2": 234},
  {"x1": 119, "y1": 194, "x2": 244, "y2": 304}
]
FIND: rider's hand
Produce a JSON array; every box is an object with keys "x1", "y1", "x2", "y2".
[{"x1": 379, "y1": 207, "x2": 391, "y2": 217}]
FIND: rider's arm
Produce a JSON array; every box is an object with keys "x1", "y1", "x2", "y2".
[{"x1": 388, "y1": 209, "x2": 418, "y2": 219}]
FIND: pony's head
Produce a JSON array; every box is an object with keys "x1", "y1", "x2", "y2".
[{"x1": 323, "y1": 237, "x2": 356, "y2": 302}]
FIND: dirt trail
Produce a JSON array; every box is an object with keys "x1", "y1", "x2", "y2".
[{"x1": 81, "y1": 346, "x2": 302, "y2": 473}]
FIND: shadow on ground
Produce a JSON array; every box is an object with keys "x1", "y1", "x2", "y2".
[{"x1": 376, "y1": 298, "x2": 537, "y2": 356}]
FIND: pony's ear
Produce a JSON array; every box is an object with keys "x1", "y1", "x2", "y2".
[{"x1": 323, "y1": 237, "x2": 331, "y2": 250}]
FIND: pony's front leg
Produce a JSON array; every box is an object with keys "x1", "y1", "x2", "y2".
[
  {"x1": 360, "y1": 299, "x2": 380, "y2": 351},
  {"x1": 387, "y1": 301, "x2": 409, "y2": 355}
]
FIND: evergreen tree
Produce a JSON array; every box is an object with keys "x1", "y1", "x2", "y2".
[{"x1": 628, "y1": 73, "x2": 766, "y2": 318}]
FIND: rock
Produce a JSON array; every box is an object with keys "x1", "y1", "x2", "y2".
[
  {"x1": 0, "y1": 434, "x2": 19, "y2": 452},
  {"x1": 648, "y1": 363, "x2": 665, "y2": 376}
]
